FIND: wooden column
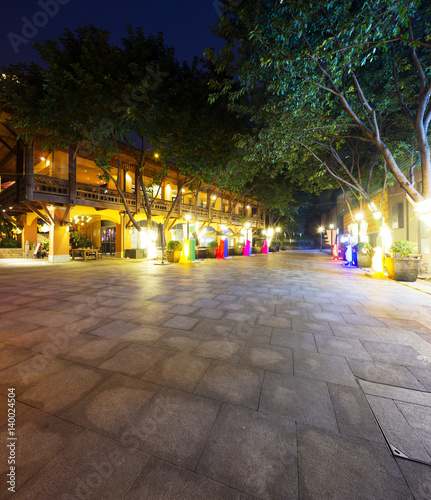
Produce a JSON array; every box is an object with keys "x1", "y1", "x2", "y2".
[
  {"x1": 207, "y1": 190, "x2": 211, "y2": 219},
  {"x1": 15, "y1": 140, "x2": 24, "y2": 203},
  {"x1": 135, "y1": 166, "x2": 140, "y2": 213},
  {"x1": 24, "y1": 143, "x2": 34, "y2": 202},
  {"x1": 69, "y1": 145, "x2": 76, "y2": 205}
]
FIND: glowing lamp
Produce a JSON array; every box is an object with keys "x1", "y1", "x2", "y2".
[
  {"x1": 185, "y1": 214, "x2": 191, "y2": 221},
  {"x1": 245, "y1": 222, "x2": 251, "y2": 229},
  {"x1": 276, "y1": 227, "x2": 280, "y2": 232},
  {"x1": 373, "y1": 211, "x2": 382, "y2": 220},
  {"x1": 355, "y1": 212, "x2": 364, "y2": 221},
  {"x1": 329, "y1": 224, "x2": 334, "y2": 229},
  {"x1": 267, "y1": 228, "x2": 274, "y2": 238}
]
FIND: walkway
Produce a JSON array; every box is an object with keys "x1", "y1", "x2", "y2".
[{"x1": 0, "y1": 251, "x2": 430, "y2": 499}]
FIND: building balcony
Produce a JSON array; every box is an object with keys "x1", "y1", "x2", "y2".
[{"x1": 0, "y1": 175, "x2": 260, "y2": 227}]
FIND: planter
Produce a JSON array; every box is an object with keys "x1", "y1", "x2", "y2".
[
  {"x1": 125, "y1": 249, "x2": 147, "y2": 259},
  {"x1": 166, "y1": 250, "x2": 181, "y2": 263},
  {"x1": 385, "y1": 256, "x2": 421, "y2": 282},
  {"x1": 234, "y1": 247, "x2": 244, "y2": 256},
  {"x1": 357, "y1": 253, "x2": 372, "y2": 268},
  {"x1": 207, "y1": 248, "x2": 216, "y2": 258},
  {"x1": 252, "y1": 246, "x2": 262, "y2": 254}
]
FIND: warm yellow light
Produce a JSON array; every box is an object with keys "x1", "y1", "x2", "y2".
[
  {"x1": 46, "y1": 160, "x2": 50, "y2": 167},
  {"x1": 329, "y1": 224, "x2": 334, "y2": 229},
  {"x1": 276, "y1": 227, "x2": 280, "y2": 232},
  {"x1": 372, "y1": 247, "x2": 384, "y2": 274},
  {"x1": 355, "y1": 212, "x2": 364, "y2": 221},
  {"x1": 373, "y1": 211, "x2": 382, "y2": 220},
  {"x1": 185, "y1": 214, "x2": 191, "y2": 221},
  {"x1": 212, "y1": 195, "x2": 216, "y2": 200},
  {"x1": 246, "y1": 205, "x2": 250, "y2": 209},
  {"x1": 154, "y1": 153, "x2": 159, "y2": 159},
  {"x1": 41, "y1": 156, "x2": 45, "y2": 161},
  {"x1": 267, "y1": 228, "x2": 274, "y2": 237},
  {"x1": 182, "y1": 188, "x2": 185, "y2": 193},
  {"x1": 245, "y1": 222, "x2": 251, "y2": 229},
  {"x1": 318, "y1": 226, "x2": 324, "y2": 232}
]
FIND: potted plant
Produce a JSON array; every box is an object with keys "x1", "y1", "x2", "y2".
[
  {"x1": 207, "y1": 240, "x2": 218, "y2": 258},
  {"x1": 252, "y1": 238, "x2": 264, "y2": 254},
  {"x1": 353, "y1": 242, "x2": 373, "y2": 268},
  {"x1": 279, "y1": 240, "x2": 287, "y2": 251},
  {"x1": 234, "y1": 241, "x2": 245, "y2": 256},
  {"x1": 166, "y1": 240, "x2": 182, "y2": 262},
  {"x1": 386, "y1": 240, "x2": 421, "y2": 282}
]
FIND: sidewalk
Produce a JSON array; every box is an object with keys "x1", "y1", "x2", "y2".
[{"x1": 0, "y1": 250, "x2": 430, "y2": 499}]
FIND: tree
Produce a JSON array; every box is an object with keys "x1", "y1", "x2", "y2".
[{"x1": 206, "y1": 0, "x2": 431, "y2": 204}]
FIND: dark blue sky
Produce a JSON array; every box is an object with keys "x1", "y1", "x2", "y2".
[{"x1": 1, "y1": 0, "x2": 225, "y2": 66}]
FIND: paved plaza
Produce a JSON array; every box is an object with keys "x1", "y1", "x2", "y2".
[{"x1": 0, "y1": 250, "x2": 430, "y2": 499}]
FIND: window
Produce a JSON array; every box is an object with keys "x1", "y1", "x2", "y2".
[{"x1": 391, "y1": 203, "x2": 404, "y2": 229}]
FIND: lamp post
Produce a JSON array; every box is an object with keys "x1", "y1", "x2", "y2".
[
  {"x1": 276, "y1": 227, "x2": 280, "y2": 251},
  {"x1": 185, "y1": 214, "x2": 191, "y2": 239},
  {"x1": 318, "y1": 226, "x2": 324, "y2": 251}
]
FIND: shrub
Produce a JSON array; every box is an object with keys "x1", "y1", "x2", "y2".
[
  {"x1": 389, "y1": 240, "x2": 417, "y2": 257},
  {"x1": 353, "y1": 242, "x2": 373, "y2": 254},
  {"x1": 0, "y1": 237, "x2": 21, "y2": 248},
  {"x1": 235, "y1": 241, "x2": 245, "y2": 248},
  {"x1": 167, "y1": 240, "x2": 182, "y2": 251},
  {"x1": 208, "y1": 240, "x2": 218, "y2": 249}
]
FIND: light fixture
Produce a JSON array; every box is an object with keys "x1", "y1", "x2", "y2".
[
  {"x1": 373, "y1": 211, "x2": 382, "y2": 220},
  {"x1": 212, "y1": 195, "x2": 216, "y2": 201},
  {"x1": 40, "y1": 223, "x2": 50, "y2": 233},
  {"x1": 355, "y1": 212, "x2": 364, "y2": 221},
  {"x1": 185, "y1": 214, "x2": 191, "y2": 221},
  {"x1": 318, "y1": 226, "x2": 324, "y2": 232},
  {"x1": 329, "y1": 224, "x2": 334, "y2": 229},
  {"x1": 154, "y1": 153, "x2": 159, "y2": 159},
  {"x1": 41, "y1": 156, "x2": 45, "y2": 161},
  {"x1": 245, "y1": 222, "x2": 251, "y2": 229},
  {"x1": 246, "y1": 205, "x2": 250, "y2": 209},
  {"x1": 182, "y1": 188, "x2": 185, "y2": 193},
  {"x1": 267, "y1": 228, "x2": 274, "y2": 237},
  {"x1": 276, "y1": 227, "x2": 280, "y2": 232}
]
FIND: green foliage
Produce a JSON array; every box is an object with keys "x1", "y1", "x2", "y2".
[
  {"x1": 353, "y1": 242, "x2": 373, "y2": 254},
  {"x1": 389, "y1": 240, "x2": 417, "y2": 257},
  {"x1": 235, "y1": 241, "x2": 245, "y2": 248},
  {"x1": 206, "y1": 0, "x2": 431, "y2": 202},
  {"x1": 0, "y1": 238, "x2": 21, "y2": 248},
  {"x1": 70, "y1": 230, "x2": 86, "y2": 248},
  {"x1": 167, "y1": 240, "x2": 182, "y2": 251},
  {"x1": 207, "y1": 240, "x2": 219, "y2": 249}
]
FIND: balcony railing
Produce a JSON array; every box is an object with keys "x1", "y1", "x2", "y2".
[{"x1": 0, "y1": 175, "x2": 260, "y2": 227}]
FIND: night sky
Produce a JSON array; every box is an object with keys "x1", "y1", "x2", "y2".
[{"x1": 1, "y1": 0, "x2": 225, "y2": 67}]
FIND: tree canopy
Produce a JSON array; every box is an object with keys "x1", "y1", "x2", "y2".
[{"x1": 206, "y1": 0, "x2": 431, "y2": 203}]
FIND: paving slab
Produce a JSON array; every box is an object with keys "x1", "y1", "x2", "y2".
[
  {"x1": 196, "y1": 403, "x2": 298, "y2": 500},
  {"x1": 259, "y1": 371, "x2": 338, "y2": 432},
  {"x1": 194, "y1": 360, "x2": 264, "y2": 409},
  {"x1": 12, "y1": 429, "x2": 149, "y2": 500},
  {"x1": 130, "y1": 387, "x2": 220, "y2": 470},
  {"x1": 297, "y1": 424, "x2": 413, "y2": 500}
]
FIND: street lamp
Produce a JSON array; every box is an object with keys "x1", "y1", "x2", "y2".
[
  {"x1": 185, "y1": 214, "x2": 191, "y2": 239},
  {"x1": 318, "y1": 226, "x2": 324, "y2": 251}
]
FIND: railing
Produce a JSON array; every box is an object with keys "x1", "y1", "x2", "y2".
[
  {"x1": 0, "y1": 183, "x2": 17, "y2": 209},
  {"x1": 35, "y1": 175, "x2": 69, "y2": 196},
  {"x1": 1, "y1": 174, "x2": 261, "y2": 227}
]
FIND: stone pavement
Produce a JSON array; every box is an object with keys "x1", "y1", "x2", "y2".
[{"x1": 0, "y1": 250, "x2": 430, "y2": 499}]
